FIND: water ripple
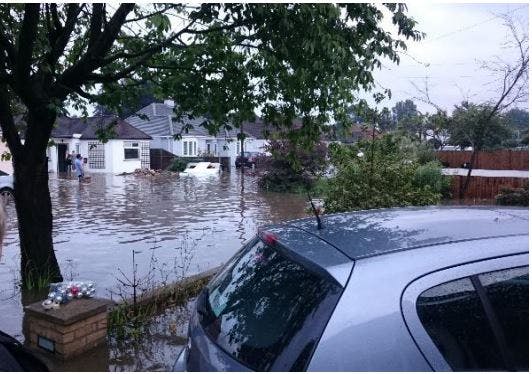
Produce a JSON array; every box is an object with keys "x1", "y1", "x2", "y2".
[{"x1": 0, "y1": 172, "x2": 308, "y2": 338}]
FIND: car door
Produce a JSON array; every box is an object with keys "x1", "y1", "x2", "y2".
[{"x1": 402, "y1": 253, "x2": 528, "y2": 371}]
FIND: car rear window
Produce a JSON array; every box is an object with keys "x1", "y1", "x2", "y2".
[{"x1": 197, "y1": 237, "x2": 342, "y2": 371}]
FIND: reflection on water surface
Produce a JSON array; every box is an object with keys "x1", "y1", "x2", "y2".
[{"x1": 0, "y1": 172, "x2": 308, "y2": 343}]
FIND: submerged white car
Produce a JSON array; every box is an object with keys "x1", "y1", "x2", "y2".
[{"x1": 179, "y1": 162, "x2": 221, "y2": 177}]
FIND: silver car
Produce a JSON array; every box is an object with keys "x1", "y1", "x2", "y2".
[{"x1": 174, "y1": 206, "x2": 528, "y2": 371}]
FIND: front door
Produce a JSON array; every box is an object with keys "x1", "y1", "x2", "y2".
[{"x1": 57, "y1": 143, "x2": 67, "y2": 172}]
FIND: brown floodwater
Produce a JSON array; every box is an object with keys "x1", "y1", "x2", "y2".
[{"x1": 0, "y1": 171, "x2": 308, "y2": 369}]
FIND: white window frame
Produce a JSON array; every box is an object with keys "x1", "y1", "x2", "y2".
[
  {"x1": 124, "y1": 141, "x2": 140, "y2": 160},
  {"x1": 183, "y1": 139, "x2": 197, "y2": 156},
  {"x1": 88, "y1": 141, "x2": 105, "y2": 169}
]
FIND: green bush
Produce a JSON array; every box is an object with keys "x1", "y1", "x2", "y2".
[
  {"x1": 495, "y1": 184, "x2": 528, "y2": 206},
  {"x1": 258, "y1": 140, "x2": 328, "y2": 193},
  {"x1": 324, "y1": 134, "x2": 445, "y2": 213},
  {"x1": 166, "y1": 157, "x2": 202, "y2": 172},
  {"x1": 413, "y1": 161, "x2": 452, "y2": 197}
]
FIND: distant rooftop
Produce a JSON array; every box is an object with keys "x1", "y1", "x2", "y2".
[
  {"x1": 52, "y1": 116, "x2": 151, "y2": 140},
  {"x1": 127, "y1": 102, "x2": 308, "y2": 140},
  {"x1": 126, "y1": 103, "x2": 242, "y2": 138}
]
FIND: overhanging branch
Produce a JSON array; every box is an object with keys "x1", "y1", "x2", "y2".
[
  {"x1": 48, "y1": 4, "x2": 83, "y2": 66},
  {"x1": 15, "y1": 4, "x2": 40, "y2": 87}
]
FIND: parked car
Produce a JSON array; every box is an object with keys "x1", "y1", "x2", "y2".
[
  {"x1": 179, "y1": 162, "x2": 221, "y2": 177},
  {"x1": 174, "y1": 206, "x2": 528, "y2": 371},
  {"x1": 235, "y1": 152, "x2": 261, "y2": 168},
  {"x1": 0, "y1": 171, "x2": 14, "y2": 199}
]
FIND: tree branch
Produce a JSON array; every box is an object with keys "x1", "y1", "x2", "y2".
[
  {"x1": 124, "y1": 5, "x2": 175, "y2": 23},
  {"x1": 0, "y1": 26, "x2": 17, "y2": 66},
  {"x1": 15, "y1": 4, "x2": 40, "y2": 87},
  {"x1": 72, "y1": 86, "x2": 97, "y2": 100},
  {"x1": 50, "y1": 3, "x2": 61, "y2": 32},
  {"x1": 88, "y1": 3, "x2": 105, "y2": 50},
  {"x1": 56, "y1": 4, "x2": 135, "y2": 91},
  {"x1": 101, "y1": 18, "x2": 196, "y2": 64},
  {"x1": 488, "y1": 57, "x2": 528, "y2": 119},
  {"x1": 48, "y1": 4, "x2": 83, "y2": 66},
  {"x1": 184, "y1": 20, "x2": 249, "y2": 35},
  {"x1": 86, "y1": 52, "x2": 159, "y2": 83},
  {"x1": 0, "y1": 87, "x2": 23, "y2": 159}
]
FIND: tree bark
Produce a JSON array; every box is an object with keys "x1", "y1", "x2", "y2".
[
  {"x1": 13, "y1": 109, "x2": 63, "y2": 287},
  {"x1": 459, "y1": 149, "x2": 478, "y2": 200},
  {"x1": 14, "y1": 156, "x2": 62, "y2": 286}
]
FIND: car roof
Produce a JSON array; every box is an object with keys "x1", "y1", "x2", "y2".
[{"x1": 264, "y1": 206, "x2": 528, "y2": 261}]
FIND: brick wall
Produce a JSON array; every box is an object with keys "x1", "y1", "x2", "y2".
[{"x1": 24, "y1": 310, "x2": 107, "y2": 358}]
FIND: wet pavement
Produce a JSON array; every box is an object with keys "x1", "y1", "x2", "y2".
[{"x1": 0, "y1": 171, "x2": 308, "y2": 370}]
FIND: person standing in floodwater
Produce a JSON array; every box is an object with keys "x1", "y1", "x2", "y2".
[
  {"x1": 74, "y1": 154, "x2": 84, "y2": 182},
  {"x1": 70, "y1": 150, "x2": 76, "y2": 172},
  {"x1": 65, "y1": 152, "x2": 73, "y2": 175}
]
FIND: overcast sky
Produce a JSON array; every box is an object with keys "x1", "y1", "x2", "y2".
[
  {"x1": 367, "y1": 2, "x2": 529, "y2": 114},
  {"x1": 75, "y1": 2, "x2": 529, "y2": 118}
]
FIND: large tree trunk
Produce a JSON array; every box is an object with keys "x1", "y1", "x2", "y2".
[
  {"x1": 13, "y1": 109, "x2": 63, "y2": 288},
  {"x1": 14, "y1": 154, "x2": 62, "y2": 287}
]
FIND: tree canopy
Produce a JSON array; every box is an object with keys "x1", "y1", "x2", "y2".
[
  {"x1": 446, "y1": 102, "x2": 512, "y2": 151},
  {"x1": 0, "y1": 3, "x2": 422, "y2": 285}
]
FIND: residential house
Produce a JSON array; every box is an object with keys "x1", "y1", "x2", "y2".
[
  {"x1": 239, "y1": 118, "x2": 275, "y2": 154},
  {"x1": 48, "y1": 115, "x2": 151, "y2": 174},
  {"x1": 127, "y1": 101, "x2": 266, "y2": 168}
]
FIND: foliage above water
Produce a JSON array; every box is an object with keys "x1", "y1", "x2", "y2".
[
  {"x1": 324, "y1": 134, "x2": 450, "y2": 213},
  {"x1": 495, "y1": 184, "x2": 529, "y2": 206},
  {"x1": 258, "y1": 139, "x2": 329, "y2": 193},
  {"x1": 166, "y1": 157, "x2": 203, "y2": 172}
]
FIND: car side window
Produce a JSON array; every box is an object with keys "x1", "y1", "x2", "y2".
[
  {"x1": 478, "y1": 267, "x2": 528, "y2": 371},
  {"x1": 416, "y1": 266, "x2": 529, "y2": 371},
  {"x1": 416, "y1": 277, "x2": 504, "y2": 371}
]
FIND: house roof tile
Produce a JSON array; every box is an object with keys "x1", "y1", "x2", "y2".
[{"x1": 51, "y1": 116, "x2": 152, "y2": 140}]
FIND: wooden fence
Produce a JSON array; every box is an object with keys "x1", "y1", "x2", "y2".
[
  {"x1": 150, "y1": 148, "x2": 177, "y2": 170},
  {"x1": 437, "y1": 150, "x2": 528, "y2": 170},
  {"x1": 449, "y1": 175, "x2": 528, "y2": 200}
]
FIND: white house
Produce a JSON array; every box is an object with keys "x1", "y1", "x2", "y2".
[
  {"x1": 126, "y1": 101, "x2": 269, "y2": 167},
  {"x1": 48, "y1": 115, "x2": 152, "y2": 174}
]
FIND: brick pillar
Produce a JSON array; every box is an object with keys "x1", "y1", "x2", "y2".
[{"x1": 23, "y1": 298, "x2": 110, "y2": 360}]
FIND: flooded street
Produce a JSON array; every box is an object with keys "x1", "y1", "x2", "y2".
[{"x1": 0, "y1": 172, "x2": 308, "y2": 345}]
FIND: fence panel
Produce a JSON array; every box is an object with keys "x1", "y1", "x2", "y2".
[
  {"x1": 437, "y1": 150, "x2": 528, "y2": 170},
  {"x1": 449, "y1": 175, "x2": 528, "y2": 200}
]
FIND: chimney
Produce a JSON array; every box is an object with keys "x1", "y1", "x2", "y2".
[{"x1": 164, "y1": 99, "x2": 175, "y2": 108}]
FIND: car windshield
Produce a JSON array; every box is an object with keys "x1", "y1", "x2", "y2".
[{"x1": 197, "y1": 237, "x2": 342, "y2": 371}]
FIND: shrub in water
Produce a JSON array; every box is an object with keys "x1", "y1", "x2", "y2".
[
  {"x1": 495, "y1": 184, "x2": 528, "y2": 206},
  {"x1": 167, "y1": 157, "x2": 201, "y2": 172},
  {"x1": 324, "y1": 134, "x2": 446, "y2": 213},
  {"x1": 258, "y1": 140, "x2": 328, "y2": 193}
]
